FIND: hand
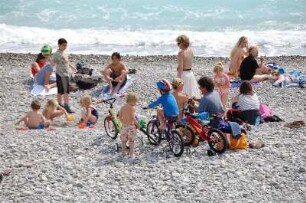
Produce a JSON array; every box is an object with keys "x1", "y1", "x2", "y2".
[
  {"x1": 114, "y1": 77, "x2": 121, "y2": 82},
  {"x1": 44, "y1": 85, "x2": 50, "y2": 92}
]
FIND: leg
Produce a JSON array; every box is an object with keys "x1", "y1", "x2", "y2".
[
  {"x1": 221, "y1": 94, "x2": 229, "y2": 110},
  {"x1": 128, "y1": 128, "x2": 136, "y2": 157},
  {"x1": 103, "y1": 69, "x2": 113, "y2": 94},
  {"x1": 81, "y1": 109, "x2": 87, "y2": 121},
  {"x1": 121, "y1": 140, "x2": 128, "y2": 156},
  {"x1": 111, "y1": 79, "x2": 123, "y2": 95},
  {"x1": 157, "y1": 108, "x2": 166, "y2": 130},
  {"x1": 250, "y1": 74, "x2": 271, "y2": 83}
]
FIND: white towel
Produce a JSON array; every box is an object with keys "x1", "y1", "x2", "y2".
[{"x1": 31, "y1": 83, "x2": 57, "y2": 96}]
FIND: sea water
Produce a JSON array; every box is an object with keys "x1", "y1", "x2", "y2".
[{"x1": 0, "y1": 0, "x2": 305, "y2": 56}]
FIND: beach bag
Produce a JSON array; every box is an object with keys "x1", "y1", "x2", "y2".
[
  {"x1": 76, "y1": 62, "x2": 93, "y2": 75},
  {"x1": 226, "y1": 131, "x2": 248, "y2": 150},
  {"x1": 259, "y1": 103, "x2": 273, "y2": 119},
  {"x1": 74, "y1": 75, "x2": 98, "y2": 89}
]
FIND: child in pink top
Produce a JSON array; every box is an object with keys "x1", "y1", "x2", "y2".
[{"x1": 213, "y1": 62, "x2": 230, "y2": 109}]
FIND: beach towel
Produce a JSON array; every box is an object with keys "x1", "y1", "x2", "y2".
[
  {"x1": 30, "y1": 83, "x2": 57, "y2": 96},
  {"x1": 99, "y1": 76, "x2": 134, "y2": 99},
  {"x1": 230, "y1": 80, "x2": 259, "y2": 88}
]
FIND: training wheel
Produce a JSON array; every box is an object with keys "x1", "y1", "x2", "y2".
[{"x1": 115, "y1": 143, "x2": 120, "y2": 152}]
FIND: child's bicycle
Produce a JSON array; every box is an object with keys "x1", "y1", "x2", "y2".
[
  {"x1": 176, "y1": 100, "x2": 228, "y2": 154},
  {"x1": 144, "y1": 108, "x2": 185, "y2": 157}
]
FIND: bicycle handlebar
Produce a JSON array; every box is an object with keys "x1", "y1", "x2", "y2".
[{"x1": 98, "y1": 97, "x2": 116, "y2": 105}]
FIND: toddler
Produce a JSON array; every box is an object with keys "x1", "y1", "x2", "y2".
[
  {"x1": 119, "y1": 92, "x2": 140, "y2": 158},
  {"x1": 43, "y1": 99, "x2": 68, "y2": 121},
  {"x1": 80, "y1": 95, "x2": 99, "y2": 126},
  {"x1": 213, "y1": 62, "x2": 230, "y2": 109},
  {"x1": 16, "y1": 100, "x2": 50, "y2": 129},
  {"x1": 172, "y1": 77, "x2": 188, "y2": 121}
]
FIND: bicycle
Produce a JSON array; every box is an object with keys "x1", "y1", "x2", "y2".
[
  {"x1": 145, "y1": 108, "x2": 185, "y2": 157},
  {"x1": 176, "y1": 100, "x2": 228, "y2": 154}
]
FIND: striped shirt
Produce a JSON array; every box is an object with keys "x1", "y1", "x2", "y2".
[{"x1": 237, "y1": 94, "x2": 260, "y2": 111}]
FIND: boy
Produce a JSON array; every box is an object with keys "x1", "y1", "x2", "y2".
[
  {"x1": 172, "y1": 77, "x2": 188, "y2": 121},
  {"x1": 119, "y1": 92, "x2": 140, "y2": 158},
  {"x1": 146, "y1": 79, "x2": 179, "y2": 130},
  {"x1": 16, "y1": 100, "x2": 50, "y2": 129},
  {"x1": 53, "y1": 38, "x2": 74, "y2": 113},
  {"x1": 102, "y1": 52, "x2": 128, "y2": 95}
]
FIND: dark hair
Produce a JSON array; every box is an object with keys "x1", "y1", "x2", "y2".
[
  {"x1": 58, "y1": 38, "x2": 67, "y2": 45},
  {"x1": 239, "y1": 81, "x2": 253, "y2": 95},
  {"x1": 111, "y1": 52, "x2": 121, "y2": 60},
  {"x1": 197, "y1": 76, "x2": 214, "y2": 92},
  {"x1": 36, "y1": 53, "x2": 46, "y2": 63},
  {"x1": 31, "y1": 100, "x2": 41, "y2": 110}
]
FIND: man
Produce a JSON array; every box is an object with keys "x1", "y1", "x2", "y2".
[{"x1": 102, "y1": 52, "x2": 128, "y2": 95}]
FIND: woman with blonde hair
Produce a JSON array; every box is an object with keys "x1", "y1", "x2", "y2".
[
  {"x1": 176, "y1": 35, "x2": 201, "y2": 99},
  {"x1": 228, "y1": 36, "x2": 249, "y2": 79}
]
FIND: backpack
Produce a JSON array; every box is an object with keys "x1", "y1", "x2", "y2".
[
  {"x1": 226, "y1": 130, "x2": 248, "y2": 150},
  {"x1": 74, "y1": 74, "x2": 98, "y2": 89},
  {"x1": 76, "y1": 62, "x2": 93, "y2": 75},
  {"x1": 259, "y1": 103, "x2": 283, "y2": 122}
]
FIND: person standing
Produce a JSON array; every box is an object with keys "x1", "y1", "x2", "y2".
[{"x1": 176, "y1": 35, "x2": 201, "y2": 99}]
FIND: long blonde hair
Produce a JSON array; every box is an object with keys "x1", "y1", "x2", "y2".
[{"x1": 230, "y1": 36, "x2": 248, "y2": 58}]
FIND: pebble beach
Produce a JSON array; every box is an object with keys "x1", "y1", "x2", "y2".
[{"x1": 1, "y1": 53, "x2": 306, "y2": 202}]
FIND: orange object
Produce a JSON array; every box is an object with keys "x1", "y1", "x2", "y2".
[
  {"x1": 78, "y1": 122, "x2": 86, "y2": 129},
  {"x1": 67, "y1": 115, "x2": 75, "y2": 121}
]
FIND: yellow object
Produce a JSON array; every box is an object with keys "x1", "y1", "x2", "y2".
[
  {"x1": 226, "y1": 132, "x2": 248, "y2": 150},
  {"x1": 192, "y1": 136, "x2": 200, "y2": 147},
  {"x1": 67, "y1": 115, "x2": 75, "y2": 121}
]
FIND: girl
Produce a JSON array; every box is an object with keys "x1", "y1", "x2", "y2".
[
  {"x1": 80, "y1": 95, "x2": 98, "y2": 125},
  {"x1": 176, "y1": 35, "x2": 201, "y2": 99},
  {"x1": 43, "y1": 99, "x2": 68, "y2": 121},
  {"x1": 213, "y1": 62, "x2": 230, "y2": 109},
  {"x1": 228, "y1": 36, "x2": 248, "y2": 79},
  {"x1": 31, "y1": 53, "x2": 47, "y2": 77},
  {"x1": 172, "y1": 78, "x2": 188, "y2": 121}
]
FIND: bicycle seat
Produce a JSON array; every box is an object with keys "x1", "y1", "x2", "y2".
[{"x1": 102, "y1": 97, "x2": 116, "y2": 104}]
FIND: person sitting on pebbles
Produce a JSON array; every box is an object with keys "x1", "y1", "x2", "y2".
[
  {"x1": 101, "y1": 52, "x2": 128, "y2": 95},
  {"x1": 239, "y1": 46, "x2": 273, "y2": 83},
  {"x1": 43, "y1": 99, "x2": 69, "y2": 121},
  {"x1": 16, "y1": 100, "x2": 50, "y2": 129},
  {"x1": 31, "y1": 53, "x2": 47, "y2": 77},
  {"x1": 79, "y1": 95, "x2": 99, "y2": 126}
]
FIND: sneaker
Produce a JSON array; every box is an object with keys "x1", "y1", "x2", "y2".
[{"x1": 64, "y1": 104, "x2": 75, "y2": 114}]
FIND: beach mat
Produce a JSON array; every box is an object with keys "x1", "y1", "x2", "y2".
[
  {"x1": 99, "y1": 76, "x2": 134, "y2": 99},
  {"x1": 230, "y1": 80, "x2": 259, "y2": 88},
  {"x1": 31, "y1": 83, "x2": 57, "y2": 96}
]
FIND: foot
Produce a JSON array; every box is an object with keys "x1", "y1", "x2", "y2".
[{"x1": 64, "y1": 104, "x2": 75, "y2": 114}]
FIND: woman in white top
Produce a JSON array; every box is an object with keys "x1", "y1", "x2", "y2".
[
  {"x1": 176, "y1": 35, "x2": 201, "y2": 99},
  {"x1": 232, "y1": 81, "x2": 261, "y2": 125}
]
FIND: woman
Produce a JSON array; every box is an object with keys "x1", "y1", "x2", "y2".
[
  {"x1": 31, "y1": 53, "x2": 47, "y2": 77},
  {"x1": 176, "y1": 35, "x2": 200, "y2": 98},
  {"x1": 228, "y1": 36, "x2": 248, "y2": 79},
  {"x1": 35, "y1": 57, "x2": 56, "y2": 91},
  {"x1": 231, "y1": 81, "x2": 261, "y2": 125}
]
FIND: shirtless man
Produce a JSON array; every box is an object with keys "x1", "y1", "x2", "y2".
[
  {"x1": 102, "y1": 52, "x2": 128, "y2": 95},
  {"x1": 16, "y1": 100, "x2": 50, "y2": 129},
  {"x1": 118, "y1": 92, "x2": 140, "y2": 158}
]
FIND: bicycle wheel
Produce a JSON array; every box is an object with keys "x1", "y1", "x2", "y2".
[
  {"x1": 176, "y1": 124, "x2": 195, "y2": 146},
  {"x1": 146, "y1": 120, "x2": 161, "y2": 145},
  {"x1": 168, "y1": 130, "x2": 184, "y2": 157},
  {"x1": 104, "y1": 117, "x2": 119, "y2": 139},
  {"x1": 207, "y1": 128, "x2": 227, "y2": 154}
]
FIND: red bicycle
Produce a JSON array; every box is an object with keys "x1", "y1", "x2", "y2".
[{"x1": 176, "y1": 100, "x2": 228, "y2": 154}]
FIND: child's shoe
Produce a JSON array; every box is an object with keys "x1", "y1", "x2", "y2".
[{"x1": 64, "y1": 104, "x2": 75, "y2": 113}]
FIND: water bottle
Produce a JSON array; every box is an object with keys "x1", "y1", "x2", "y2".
[{"x1": 137, "y1": 114, "x2": 147, "y2": 128}]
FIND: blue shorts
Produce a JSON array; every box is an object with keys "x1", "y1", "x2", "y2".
[{"x1": 165, "y1": 115, "x2": 178, "y2": 122}]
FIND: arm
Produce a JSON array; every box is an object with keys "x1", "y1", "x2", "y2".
[
  {"x1": 16, "y1": 114, "x2": 28, "y2": 125},
  {"x1": 116, "y1": 64, "x2": 128, "y2": 81},
  {"x1": 177, "y1": 51, "x2": 184, "y2": 78},
  {"x1": 132, "y1": 108, "x2": 141, "y2": 129},
  {"x1": 148, "y1": 97, "x2": 162, "y2": 109},
  {"x1": 83, "y1": 108, "x2": 92, "y2": 123},
  {"x1": 57, "y1": 104, "x2": 68, "y2": 117},
  {"x1": 101, "y1": 64, "x2": 113, "y2": 80}
]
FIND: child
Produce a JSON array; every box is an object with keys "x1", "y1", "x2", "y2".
[
  {"x1": 119, "y1": 92, "x2": 140, "y2": 158},
  {"x1": 146, "y1": 79, "x2": 179, "y2": 130},
  {"x1": 79, "y1": 95, "x2": 98, "y2": 126},
  {"x1": 213, "y1": 62, "x2": 230, "y2": 109},
  {"x1": 43, "y1": 99, "x2": 68, "y2": 121},
  {"x1": 53, "y1": 38, "x2": 74, "y2": 113},
  {"x1": 16, "y1": 100, "x2": 50, "y2": 129},
  {"x1": 172, "y1": 77, "x2": 188, "y2": 121}
]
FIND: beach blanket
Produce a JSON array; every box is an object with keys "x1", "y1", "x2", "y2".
[
  {"x1": 99, "y1": 76, "x2": 134, "y2": 99},
  {"x1": 230, "y1": 80, "x2": 259, "y2": 88},
  {"x1": 31, "y1": 83, "x2": 57, "y2": 96}
]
